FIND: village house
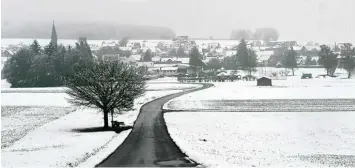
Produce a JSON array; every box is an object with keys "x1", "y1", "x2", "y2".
[
  {"x1": 256, "y1": 51, "x2": 274, "y2": 66},
  {"x1": 1, "y1": 50, "x2": 15, "y2": 58},
  {"x1": 102, "y1": 54, "x2": 120, "y2": 62},
  {"x1": 172, "y1": 36, "x2": 192, "y2": 50},
  {"x1": 151, "y1": 56, "x2": 161, "y2": 62},
  {"x1": 131, "y1": 54, "x2": 142, "y2": 62},
  {"x1": 160, "y1": 67, "x2": 178, "y2": 76}
]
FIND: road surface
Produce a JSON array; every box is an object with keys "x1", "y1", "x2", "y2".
[{"x1": 97, "y1": 83, "x2": 213, "y2": 167}]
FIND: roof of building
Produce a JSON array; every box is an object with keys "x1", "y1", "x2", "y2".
[
  {"x1": 256, "y1": 51, "x2": 274, "y2": 61},
  {"x1": 131, "y1": 54, "x2": 142, "y2": 61},
  {"x1": 152, "y1": 56, "x2": 161, "y2": 62},
  {"x1": 177, "y1": 57, "x2": 190, "y2": 64},
  {"x1": 161, "y1": 67, "x2": 178, "y2": 71}
]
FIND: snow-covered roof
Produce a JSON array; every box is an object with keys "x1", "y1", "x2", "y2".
[
  {"x1": 152, "y1": 56, "x2": 161, "y2": 62},
  {"x1": 131, "y1": 54, "x2": 142, "y2": 61},
  {"x1": 161, "y1": 67, "x2": 178, "y2": 71},
  {"x1": 225, "y1": 50, "x2": 237, "y2": 55},
  {"x1": 148, "y1": 67, "x2": 160, "y2": 71},
  {"x1": 311, "y1": 56, "x2": 319, "y2": 61},
  {"x1": 178, "y1": 64, "x2": 190, "y2": 69},
  {"x1": 256, "y1": 51, "x2": 274, "y2": 61},
  {"x1": 217, "y1": 72, "x2": 229, "y2": 76},
  {"x1": 161, "y1": 57, "x2": 176, "y2": 62},
  {"x1": 119, "y1": 47, "x2": 132, "y2": 51},
  {"x1": 258, "y1": 76, "x2": 271, "y2": 79},
  {"x1": 289, "y1": 46, "x2": 303, "y2": 51},
  {"x1": 153, "y1": 64, "x2": 179, "y2": 68},
  {"x1": 137, "y1": 61, "x2": 154, "y2": 67},
  {"x1": 177, "y1": 57, "x2": 190, "y2": 64},
  {"x1": 305, "y1": 46, "x2": 321, "y2": 51}
]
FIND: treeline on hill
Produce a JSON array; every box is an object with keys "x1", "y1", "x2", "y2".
[
  {"x1": 2, "y1": 38, "x2": 94, "y2": 87},
  {"x1": 230, "y1": 28, "x2": 279, "y2": 41},
  {"x1": 1, "y1": 21, "x2": 176, "y2": 40}
]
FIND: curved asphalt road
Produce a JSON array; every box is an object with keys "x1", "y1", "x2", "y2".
[{"x1": 97, "y1": 83, "x2": 214, "y2": 167}]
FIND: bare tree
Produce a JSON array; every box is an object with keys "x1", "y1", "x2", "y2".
[{"x1": 64, "y1": 61, "x2": 146, "y2": 129}]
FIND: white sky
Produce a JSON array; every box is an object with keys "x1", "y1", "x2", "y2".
[{"x1": 2, "y1": 0, "x2": 355, "y2": 43}]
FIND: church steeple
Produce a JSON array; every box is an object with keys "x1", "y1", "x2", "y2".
[{"x1": 50, "y1": 20, "x2": 58, "y2": 46}]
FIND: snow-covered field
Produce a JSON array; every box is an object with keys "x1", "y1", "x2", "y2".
[
  {"x1": 165, "y1": 112, "x2": 355, "y2": 167},
  {"x1": 1, "y1": 79, "x2": 200, "y2": 167},
  {"x1": 165, "y1": 77, "x2": 355, "y2": 111},
  {"x1": 164, "y1": 73, "x2": 355, "y2": 167}
]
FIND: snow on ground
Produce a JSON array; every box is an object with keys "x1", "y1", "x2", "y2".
[
  {"x1": 165, "y1": 112, "x2": 355, "y2": 167},
  {"x1": 1, "y1": 93, "x2": 72, "y2": 106},
  {"x1": 165, "y1": 77, "x2": 355, "y2": 110},
  {"x1": 164, "y1": 74, "x2": 355, "y2": 167},
  {"x1": 1, "y1": 90, "x2": 182, "y2": 167},
  {"x1": 1, "y1": 106, "x2": 76, "y2": 148},
  {"x1": 1, "y1": 79, "x2": 11, "y2": 88},
  {"x1": 1, "y1": 81, "x2": 194, "y2": 107},
  {"x1": 0, "y1": 81, "x2": 189, "y2": 93},
  {"x1": 1, "y1": 80, "x2": 201, "y2": 167}
]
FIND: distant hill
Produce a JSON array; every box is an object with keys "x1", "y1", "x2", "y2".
[{"x1": 1, "y1": 21, "x2": 176, "y2": 40}]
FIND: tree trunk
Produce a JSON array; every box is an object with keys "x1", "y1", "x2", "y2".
[
  {"x1": 292, "y1": 68, "x2": 294, "y2": 76},
  {"x1": 348, "y1": 70, "x2": 351, "y2": 79},
  {"x1": 111, "y1": 110, "x2": 114, "y2": 123},
  {"x1": 103, "y1": 109, "x2": 109, "y2": 129}
]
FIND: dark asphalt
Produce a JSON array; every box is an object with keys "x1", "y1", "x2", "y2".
[{"x1": 97, "y1": 83, "x2": 214, "y2": 167}]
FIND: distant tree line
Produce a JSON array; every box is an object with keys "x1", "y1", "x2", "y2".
[
  {"x1": 2, "y1": 38, "x2": 94, "y2": 87},
  {"x1": 230, "y1": 28, "x2": 279, "y2": 42}
]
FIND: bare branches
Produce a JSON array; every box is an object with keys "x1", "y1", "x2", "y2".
[{"x1": 64, "y1": 61, "x2": 146, "y2": 128}]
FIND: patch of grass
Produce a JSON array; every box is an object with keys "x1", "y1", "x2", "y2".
[
  {"x1": 1, "y1": 106, "x2": 76, "y2": 149},
  {"x1": 291, "y1": 154, "x2": 355, "y2": 167}
]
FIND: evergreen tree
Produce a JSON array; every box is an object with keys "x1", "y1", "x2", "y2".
[
  {"x1": 50, "y1": 21, "x2": 58, "y2": 47},
  {"x1": 341, "y1": 43, "x2": 355, "y2": 78},
  {"x1": 222, "y1": 56, "x2": 238, "y2": 70},
  {"x1": 44, "y1": 42, "x2": 57, "y2": 57},
  {"x1": 119, "y1": 36, "x2": 129, "y2": 47},
  {"x1": 206, "y1": 58, "x2": 222, "y2": 71},
  {"x1": 189, "y1": 47, "x2": 205, "y2": 73},
  {"x1": 177, "y1": 47, "x2": 186, "y2": 57},
  {"x1": 319, "y1": 45, "x2": 338, "y2": 76},
  {"x1": 168, "y1": 48, "x2": 177, "y2": 57},
  {"x1": 143, "y1": 49, "x2": 152, "y2": 61},
  {"x1": 284, "y1": 46, "x2": 298, "y2": 76},
  {"x1": 30, "y1": 40, "x2": 41, "y2": 55},
  {"x1": 75, "y1": 37, "x2": 94, "y2": 67},
  {"x1": 237, "y1": 39, "x2": 257, "y2": 75},
  {"x1": 2, "y1": 49, "x2": 35, "y2": 87},
  {"x1": 305, "y1": 56, "x2": 312, "y2": 67}
]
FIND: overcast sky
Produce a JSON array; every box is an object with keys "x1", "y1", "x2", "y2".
[{"x1": 2, "y1": 0, "x2": 355, "y2": 43}]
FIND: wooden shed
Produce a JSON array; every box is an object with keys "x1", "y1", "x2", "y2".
[{"x1": 257, "y1": 77, "x2": 272, "y2": 86}]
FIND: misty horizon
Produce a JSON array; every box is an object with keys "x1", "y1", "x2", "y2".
[{"x1": 2, "y1": 0, "x2": 355, "y2": 43}]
